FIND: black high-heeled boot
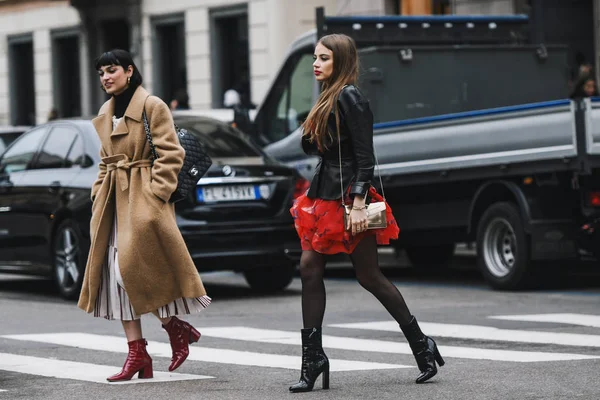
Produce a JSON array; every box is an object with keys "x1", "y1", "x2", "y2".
[
  {"x1": 400, "y1": 316, "x2": 445, "y2": 384},
  {"x1": 289, "y1": 327, "x2": 330, "y2": 393}
]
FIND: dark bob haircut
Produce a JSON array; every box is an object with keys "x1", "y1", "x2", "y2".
[{"x1": 95, "y1": 49, "x2": 143, "y2": 88}]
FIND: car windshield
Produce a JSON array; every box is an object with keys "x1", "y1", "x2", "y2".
[{"x1": 176, "y1": 119, "x2": 263, "y2": 158}]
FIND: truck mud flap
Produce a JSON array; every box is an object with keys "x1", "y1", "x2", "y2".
[{"x1": 529, "y1": 220, "x2": 578, "y2": 260}]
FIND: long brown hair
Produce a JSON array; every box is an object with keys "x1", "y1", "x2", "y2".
[{"x1": 301, "y1": 34, "x2": 359, "y2": 151}]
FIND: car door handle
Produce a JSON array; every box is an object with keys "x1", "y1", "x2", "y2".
[{"x1": 49, "y1": 181, "x2": 62, "y2": 193}]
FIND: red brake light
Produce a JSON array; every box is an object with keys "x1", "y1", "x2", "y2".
[
  {"x1": 293, "y1": 177, "x2": 310, "y2": 199},
  {"x1": 589, "y1": 192, "x2": 600, "y2": 207}
]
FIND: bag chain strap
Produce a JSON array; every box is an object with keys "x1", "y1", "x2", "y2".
[{"x1": 142, "y1": 109, "x2": 159, "y2": 163}]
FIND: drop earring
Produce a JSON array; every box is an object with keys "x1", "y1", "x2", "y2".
[{"x1": 127, "y1": 76, "x2": 131, "y2": 85}]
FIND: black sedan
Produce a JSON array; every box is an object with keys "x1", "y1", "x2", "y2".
[{"x1": 0, "y1": 115, "x2": 307, "y2": 299}]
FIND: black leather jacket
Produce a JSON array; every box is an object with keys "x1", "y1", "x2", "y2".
[{"x1": 302, "y1": 85, "x2": 374, "y2": 200}]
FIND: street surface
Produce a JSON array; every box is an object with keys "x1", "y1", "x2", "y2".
[{"x1": 0, "y1": 251, "x2": 599, "y2": 400}]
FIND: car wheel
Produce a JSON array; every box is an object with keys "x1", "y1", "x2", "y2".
[
  {"x1": 476, "y1": 202, "x2": 531, "y2": 290},
  {"x1": 53, "y1": 219, "x2": 86, "y2": 300},
  {"x1": 243, "y1": 262, "x2": 296, "y2": 293},
  {"x1": 405, "y1": 244, "x2": 455, "y2": 268}
]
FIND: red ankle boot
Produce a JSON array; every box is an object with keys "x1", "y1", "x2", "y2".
[
  {"x1": 162, "y1": 316, "x2": 201, "y2": 371},
  {"x1": 107, "y1": 338, "x2": 153, "y2": 382}
]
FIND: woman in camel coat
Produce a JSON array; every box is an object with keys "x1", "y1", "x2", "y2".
[{"x1": 77, "y1": 49, "x2": 210, "y2": 382}]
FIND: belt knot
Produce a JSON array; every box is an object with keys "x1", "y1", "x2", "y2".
[{"x1": 102, "y1": 154, "x2": 152, "y2": 191}]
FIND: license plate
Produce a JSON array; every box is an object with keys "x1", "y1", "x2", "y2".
[{"x1": 198, "y1": 185, "x2": 258, "y2": 203}]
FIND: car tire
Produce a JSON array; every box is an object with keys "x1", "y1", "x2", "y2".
[
  {"x1": 53, "y1": 219, "x2": 87, "y2": 300},
  {"x1": 476, "y1": 202, "x2": 532, "y2": 290},
  {"x1": 405, "y1": 244, "x2": 455, "y2": 268},
  {"x1": 243, "y1": 262, "x2": 296, "y2": 293}
]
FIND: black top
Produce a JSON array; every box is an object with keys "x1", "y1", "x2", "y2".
[
  {"x1": 113, "y1": 84, "x2": 138, "y2": 118},
  {"x1": 302, "y1": 85, "x2": 375, "y2": 200}
]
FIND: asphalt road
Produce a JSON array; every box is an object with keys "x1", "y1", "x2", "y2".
[{"x1": 0, "y1": 252, "x2": 599, "y2": 400}]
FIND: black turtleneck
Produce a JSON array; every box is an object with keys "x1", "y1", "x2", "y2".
[{"x1": 113, "y1": 84, "x2": 138, "y2": 118}]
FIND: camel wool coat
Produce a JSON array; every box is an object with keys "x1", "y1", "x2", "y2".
[{"x1": 77, "y1": 86, "x2": 207, "y2": 316}]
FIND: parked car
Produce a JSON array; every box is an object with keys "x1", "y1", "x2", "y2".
[
  {"x1": 0, "y1": 115, "x2": 306, "y2": 299},
  {"x1": 0, "y1": 125, "x2": 30, "y2": 155}
]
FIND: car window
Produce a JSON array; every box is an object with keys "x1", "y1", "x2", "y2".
[
  {"x1": 66, "y1": 135, "x2": 84, "y2": 167},
  {"x1": 0, "y1": 127, "x2": 48, "y2": 174},
  {"x1": 179, "y1": 120, "x2": 262, "y2": 158},
  {"x1": 33, "y1": 126, "x2": 79, "y2": 169}
]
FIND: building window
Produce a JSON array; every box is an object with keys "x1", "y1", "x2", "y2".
[
  {"x1": 385, "y1": 0, "x2": 401, "y2": 14},
  {"x1": 51, "y1": 28, "x2": 82, "y2": 119},
  {"x1": 101, "y1": 19, "x2": 131, "y2": 53},
  {"x1": 8, "y1": 33, "x2": 36, "y2": 126},
  {"x1": 151, "y1": 14, "x2": 187, "y2": 106},
  {"x1": 209, "y1": 4, "x2": 250, "y2": 109}
]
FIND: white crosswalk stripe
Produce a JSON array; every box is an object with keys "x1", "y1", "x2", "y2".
[
  {"x1": 0, "y1": 353, "x2": 212, "y2": 385},
  {"x1": 489, "y1": 313, "x2": 600, "y2": 328},
  {"x1": 1, "y1": 313, "x2": 599, "y2": 385},
  {"x1": 199, "y1": 327, "x2": 599, "y2": 362},
  {"x1": 1, "y1": 333, "x2": 406, "y2": 372},
  {"x1": 329, "y1": 321, "x2": 600, "y2": 347}
]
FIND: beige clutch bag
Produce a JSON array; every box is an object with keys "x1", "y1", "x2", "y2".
[{"x1": 343, "y1": 202, "x2": 387, "y2": 230}]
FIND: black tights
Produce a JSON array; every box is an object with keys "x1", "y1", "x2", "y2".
[{"x1": 299, "y1": 235, "x2": 412, "y2": 328}]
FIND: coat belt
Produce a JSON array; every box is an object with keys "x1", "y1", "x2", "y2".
[{"x1": 103, "y1": 154, "x2": 153, "y2": 192}]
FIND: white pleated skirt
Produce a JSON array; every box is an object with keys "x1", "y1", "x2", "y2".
[{"x1": 93, "y1": 215, "x2": 211, "y2": 321}]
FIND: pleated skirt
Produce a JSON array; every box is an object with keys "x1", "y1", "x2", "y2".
[{"x1": 93, "y1": 215, "x2": 211, "y2": 321}]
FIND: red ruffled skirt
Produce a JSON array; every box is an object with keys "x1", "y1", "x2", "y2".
[{"x1": 290, "y1": 186, "x2": 400, "y2": 254}]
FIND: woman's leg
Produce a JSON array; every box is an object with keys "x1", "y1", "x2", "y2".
[
  {"x1": 349, "y1": 235, "x2": 444, "y2": 383},
  {"x1": 151, "y1": 311, "x2": 172, "y2": 326},
  {"x1": 349, "y1": 235, "x2": 411, "y2": 325},
  {"x1": 299, "y1": 250, "x2": 327, "y2": 328},
  {"x1": 290, "y1": 250, "x2": 330, "y2": 393},
  {"x1": 122, "y1": 319, "x2": 143, "y2": 342}
]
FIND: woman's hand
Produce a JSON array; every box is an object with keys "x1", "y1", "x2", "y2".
[{"x1": 347, "y1": 207, "x2": 368, "y2": 236}]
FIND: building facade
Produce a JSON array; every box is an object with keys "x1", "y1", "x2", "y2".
[
  {"x1": 2, "y1": 0, "x2": 597, "y2": 127},
  {"x1": 0, "y1": 0, "x2": 402, "y2": 126}
]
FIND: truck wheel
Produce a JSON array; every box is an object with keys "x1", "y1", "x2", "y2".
[
  {"x1": 243, "y1": 262, "x2": 296, "y2": 293},
  {"x1": 476, "y1": 202, "x2": 531, "y2": 290},
  {"x1": 405, "y1": 244, "x2": 455, "y2": 268},
  {"x1": 53, "y1": 219, "x2": 86, "y2": 300}
]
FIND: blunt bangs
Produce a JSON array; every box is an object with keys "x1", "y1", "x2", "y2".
[{"x1": 95, "y1": 51, "x2": 123, "y2": 71}]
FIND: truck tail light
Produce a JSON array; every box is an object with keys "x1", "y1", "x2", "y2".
[{"x1": 588, "y1": 191, "x2": 600, "y2": 207}]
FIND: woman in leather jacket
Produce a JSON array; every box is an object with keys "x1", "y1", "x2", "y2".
[{"x1": 289, "y1": 34, "x2": 444, "y2": 393}]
